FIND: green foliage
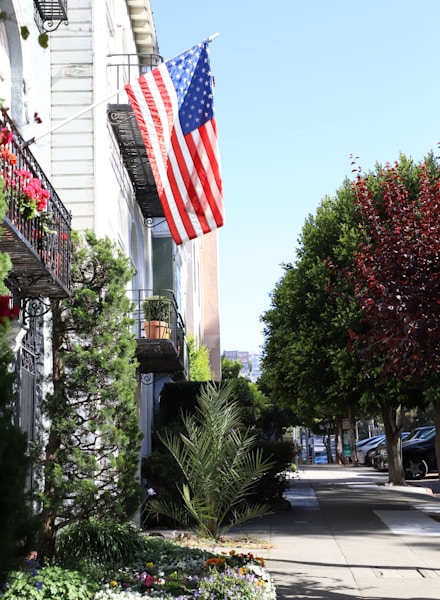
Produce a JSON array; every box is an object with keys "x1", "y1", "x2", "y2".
[
  {"x1": 0, "y1": 12, "x2": 49, "y2": 48},
  {"x1": 141, "y1": 450, "x2": 183, "y2": 527},
  {"x1": 221, "y1": 355, "x2": 242, "y2": 379},
  {"x1": 261, "y1": 184, "x2": 369, "y2": 430},
  {"x1": 146, "y1": 381, "x2": 274, "y2": 539},
  {"x1": 2, "y1": 565, "x2": 97, "y2": 599},
  {"x1": 188, "y1": 334, "x2": 213, "y2": 381},
  {"x1": 38, "y1": 231, "x2": 141, "y2": 558},
  {"x1": 156, "y1": 381, "x2": 205, "y2": 428},
  {"x1": 20, "y1": 26, "x2": 30, "y2": 40},
  {"x1": 56, "y1": 519, "x2": 147, "y2": 569},
  {"x1": 249, "y1": 441, "x2": 296, "y2": 504},
  {"x1": 144, "y1": 379, "x2": 291, "y2": 528},
  {"x1": 142, "y1": 295, "x2": 171, "y2": 321},
  {"x1": 37, "y1": 34, "x2": 48, "y2": 49},
  {"x1": 257, "y1": 404, "x2": 296, "y2": 440},
  {"x1": 4, "y1": 535, "x2": 275, "y2": 599}
]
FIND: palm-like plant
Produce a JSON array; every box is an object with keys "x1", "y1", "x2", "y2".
[{"x1": 147, "y1": 381, "x2": 274, "y2": 539}]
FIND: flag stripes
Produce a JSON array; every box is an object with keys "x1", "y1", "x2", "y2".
[{"x1": 125, "y1": 41, "x2": 224, "y2": 245}]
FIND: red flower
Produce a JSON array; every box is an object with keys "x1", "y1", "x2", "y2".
[
  {"x1": 0, "y1": 296, "x2": 20, "y2": 322},
  {"x1": 0, "y1": 127, "x2": 12, "y2": 145}
]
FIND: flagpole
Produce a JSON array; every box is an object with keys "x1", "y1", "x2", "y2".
[
  {"x1": 25, "y1": 33, "x2": 220, "y2": 147},
  {"x1": 24, "y1": 86, "x2": 127, "y2": 146}
]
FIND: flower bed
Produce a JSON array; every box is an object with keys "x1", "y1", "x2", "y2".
[{"x1": 1, "y1": 537, "x2": 276, "y2": 600}]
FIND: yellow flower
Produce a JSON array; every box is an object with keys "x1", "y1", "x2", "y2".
[
  {"x1": 110, "y1": 580, "x2": 118, "y2": 587},
  {"x1": 146, "y1": 562, "x2": 154, "y2": 568}
]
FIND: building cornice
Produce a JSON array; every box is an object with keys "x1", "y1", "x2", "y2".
[{"x1": 126, "y1": 0, "x2": 159, "y2": 56}]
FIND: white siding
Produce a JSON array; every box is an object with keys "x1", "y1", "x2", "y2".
[{"x1": 50, "y1": 0, "x2": 95, "y2": 230}]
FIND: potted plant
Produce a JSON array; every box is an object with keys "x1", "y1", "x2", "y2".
[{"x1": 142, "y1": 295, "x2": 171, "y2": 339}]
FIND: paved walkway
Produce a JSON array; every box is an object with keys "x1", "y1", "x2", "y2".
[{"x1": 230, "y1": 464, "x2": 440, "y2": 599}]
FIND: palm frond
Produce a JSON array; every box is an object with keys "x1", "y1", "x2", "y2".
[{"x1": 153, "y1": 380, "x2": 275, "y2": 539}]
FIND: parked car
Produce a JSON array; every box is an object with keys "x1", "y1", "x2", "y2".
[
  {"x1": 355, "y1": 435, "x2": 386, "y2": 466},
  {"x1": 402, "y1": 429, "x2": 436, "y2": 480},
  {"x1": 371, "y1": 431, "x2": 411, "y2": 471},
  {"x1": 371, "y1": 426, "x2": 435, "y2": 473}
]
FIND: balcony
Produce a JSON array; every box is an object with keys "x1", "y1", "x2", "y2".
[
  {"x1": 107, "y1": 54, "x2": 164, "y2": 220},
  {"x1": 0, "y1": 109, "x2": 71, "y2": 298},
  {"x1": 34, "y1": 0, "x2": 68, "y2": 33},
  {"x1": 131, "y1": 289, "x2": 189, "y2": 379}
]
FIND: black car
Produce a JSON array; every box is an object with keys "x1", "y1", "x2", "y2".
[
  {"x1": 371, "y1": 426, "x2": 435, "y2": 472},
  {"x1": 401, "y1": 430, "x2": 436, "y2": 480}
]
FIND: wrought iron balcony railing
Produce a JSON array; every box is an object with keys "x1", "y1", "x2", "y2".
[
  {"x1": 107, "y1": 53, "x2": 164, "y2": 219},
  {"x1": 34, "y1": 0, "x2": 68, "y2": 33},
  {"x1": 0, "y1": 108, "x2": 71, "y2": 297},
  {"x1": 130, "y1": 289, "x2": 189, "y2": 379}
]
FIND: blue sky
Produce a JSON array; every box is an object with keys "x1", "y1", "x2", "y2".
[{"x1": 152, "y1": 1, "x2": 440, "y2": 355}]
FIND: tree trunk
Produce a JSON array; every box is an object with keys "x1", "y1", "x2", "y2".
[
  {"x1": 324, "y1": 432, "x2": 333, "y2": 463},
  {"x1": 334, "y1": 426, "x2": 342, "y2": 464},
  {"x1": 38, "y1": 428, "x2": 61, "y2": 560},
  {"x1": 381, "y1": 403, "x2": 406, "y2": 486},
  {"x1": 38, "y1": 299, "x2": 64, "y2": 560},
  {"x1": 38, "y1": 510, "x2": 57, "y2": 560}
]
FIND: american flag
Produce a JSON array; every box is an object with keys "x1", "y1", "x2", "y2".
[{"x1": 125, "y1": 41, "x2": 224, "y2": 245}]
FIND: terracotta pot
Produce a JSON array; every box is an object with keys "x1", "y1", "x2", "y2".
[{"x1": 144, "y1": 320, "x2": 169, "y2": 339}]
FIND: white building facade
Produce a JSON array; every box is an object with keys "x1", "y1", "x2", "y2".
[{"x1": 0, "y1": 0, "x2": 222, "y2": 469}]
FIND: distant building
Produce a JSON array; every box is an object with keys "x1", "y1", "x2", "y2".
[{"x1": 223, "y1": 350, "x2": 261, "y2": 383}]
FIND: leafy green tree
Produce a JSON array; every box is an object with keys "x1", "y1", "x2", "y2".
[
  {"x1": 262, "y1": 161, "x2": 433, "y2": 482},
  {"x1": 188, "y1": 334, "x2": 213, "y2": 381},
  {"x1": 261, "y1": 186, "x2": 366, "y2": 459},
  {"x1": 146, "y1": 381, "x2": 274, "y2": 539},
  {"x1": 38, "y1": 231, "x2": 141, "y2": 559},
  {"x1": 221, "y1": 355, "x2": 242, "y2": 379}
]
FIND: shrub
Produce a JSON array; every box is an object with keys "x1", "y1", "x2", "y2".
[
  {"x1": 3, "y1": 535, "x2": 276, "y2": 600},
  {"x1": 146, "y1": 381, "x2": 274, "y2": 539},
  {"x1": 56, "y1": 519, "x2": 147, "y2": 568},
  {"x1": 248, "y1": 441, "x2": 296, "y2": 505},
  {"x1": 141, "y1": 449, "x2": 183, "y2": 528},
  {"x1": 2, "y1": 564, "x2": 97, "y2": 599}
]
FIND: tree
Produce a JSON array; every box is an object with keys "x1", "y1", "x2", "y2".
[
  {"x1": 348, "y1": 154, "x2": 440, "y2": 480},
  {"x1": 187, "y1": 334, "x2": 213, "y2": 381},
  {"x1": 38, "y1": 231, "x2": 141, "y2": 559},
  {"x1": 221, "y1": 355, "x2": 242, "y2": 379},
  {"x1": 262, "y1": 168, "x2": 434, "y2": 481},
  {"x1": 146, "y1": 381, "x2": 274, "y2": 539},
  {"x1": 261, "y1": 187, "x2": 367, "y2": 461}
]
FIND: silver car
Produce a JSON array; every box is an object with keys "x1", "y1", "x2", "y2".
[{"x1": 356, "y1": 435, "x2": 386, "y2": 466}]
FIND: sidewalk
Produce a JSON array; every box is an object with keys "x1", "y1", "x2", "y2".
[{"x1": 230, "y1": 464, "x2": 440, "y2": 599}]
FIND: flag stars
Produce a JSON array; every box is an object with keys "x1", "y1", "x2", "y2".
[{"x1": 164, "y1": 42, "x2": 215, "y2": 135}]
